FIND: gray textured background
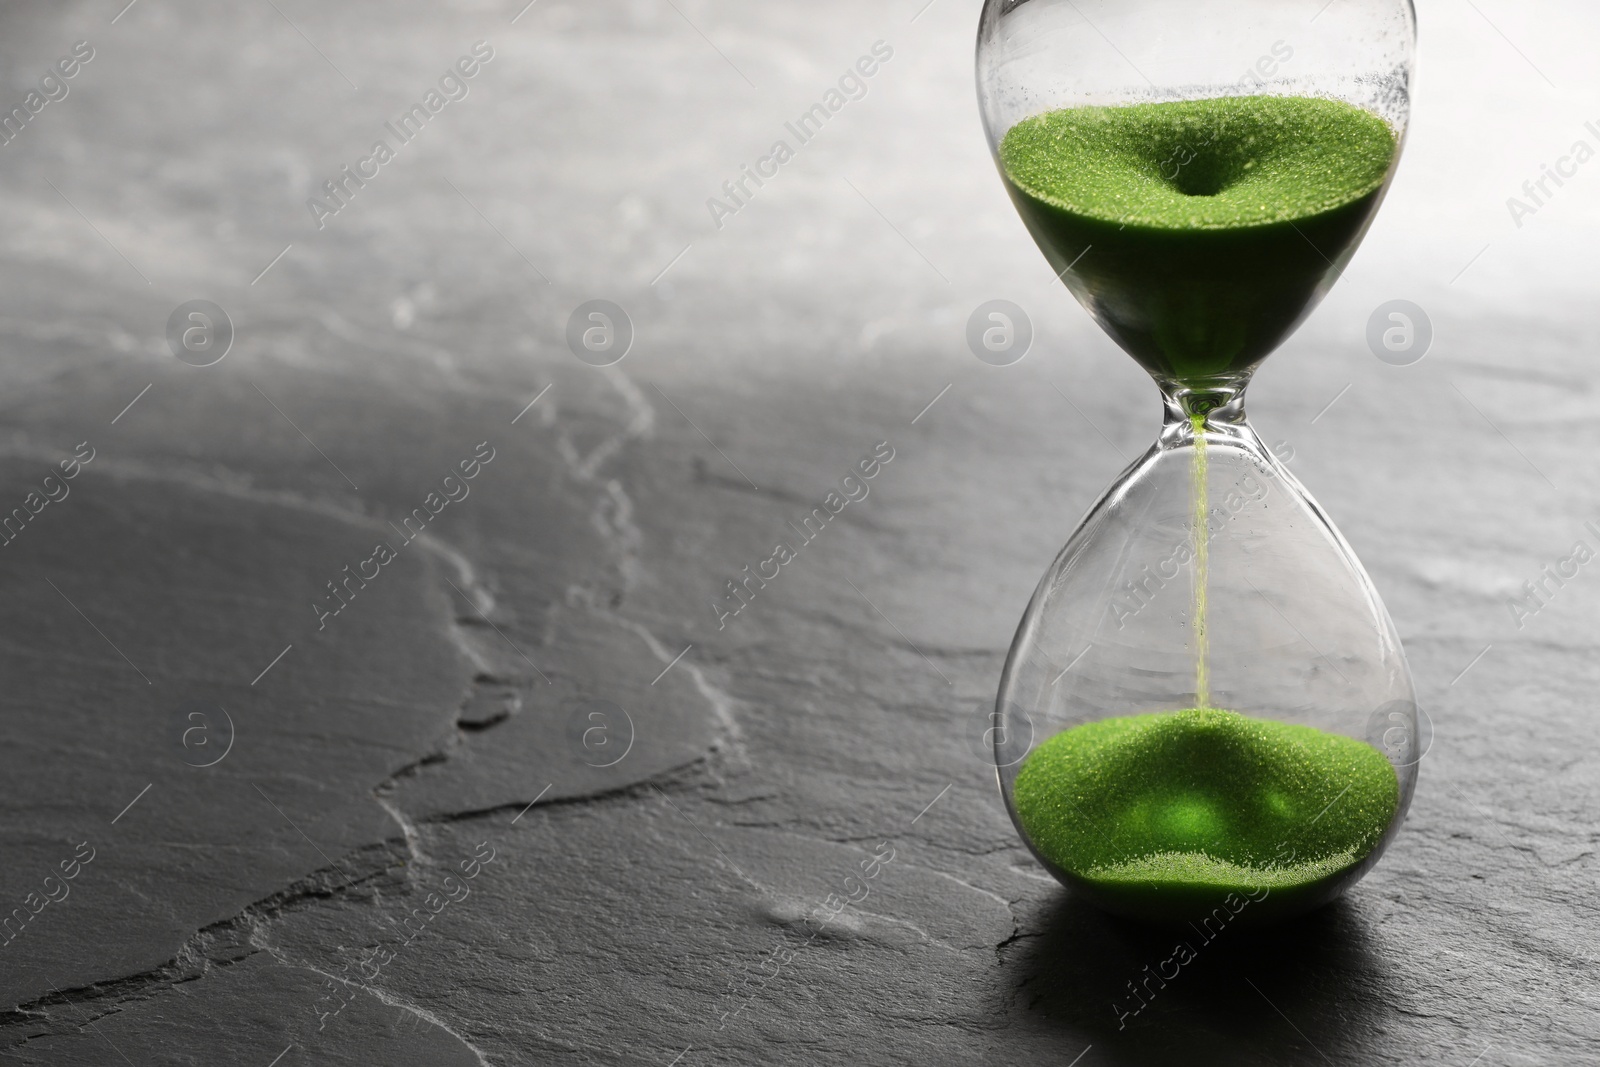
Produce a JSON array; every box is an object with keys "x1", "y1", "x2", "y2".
[{"x1": 0, "y1": 0, "x2": 1596, "y2": 1064}]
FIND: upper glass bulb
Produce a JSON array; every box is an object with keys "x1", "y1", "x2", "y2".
[{"x1": 977, "y1": 0, "x2": 1414, "y2": 396}]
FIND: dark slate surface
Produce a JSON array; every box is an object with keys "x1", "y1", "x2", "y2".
[{"x1": 1, "y1": 0, "x2": 1597, "y2": 1063}]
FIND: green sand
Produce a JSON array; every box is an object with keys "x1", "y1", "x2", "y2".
[
  {"x1": 1013, "y1": 708, "x2": 1399, "y2": 923},
  {"x1": 1189, "y1": 413, "x2": 1211, "y2": 706},
  {"x1": 999, "y1": 95, "x2": 1397, "y2": 386}
]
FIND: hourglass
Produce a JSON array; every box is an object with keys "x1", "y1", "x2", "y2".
[{"x1": 979, "y1": 0, "x2": 1420, "y2": 925}]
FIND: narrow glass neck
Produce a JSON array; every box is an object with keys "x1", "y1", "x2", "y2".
[{"x1": 1159, "y1": 381, "x2": 1253, "y2": 450}]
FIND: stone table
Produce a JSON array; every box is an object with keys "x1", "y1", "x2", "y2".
[{"x1": 0, "y1": 0, "x2": 1596, "y2": 1063}]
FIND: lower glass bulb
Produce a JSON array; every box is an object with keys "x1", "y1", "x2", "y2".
[{"x1": 993, "y1": 400, "x2": 1419, "y2": 926}]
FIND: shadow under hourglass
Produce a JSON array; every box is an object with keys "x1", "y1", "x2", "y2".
[{"x1": 1008, "y1": 889, "x2": 1398, "y2": 1067}]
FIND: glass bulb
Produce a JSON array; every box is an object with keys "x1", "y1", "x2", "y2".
[{"x1": 978, "y1": 0, "x2": 1420, "y2": 926}]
